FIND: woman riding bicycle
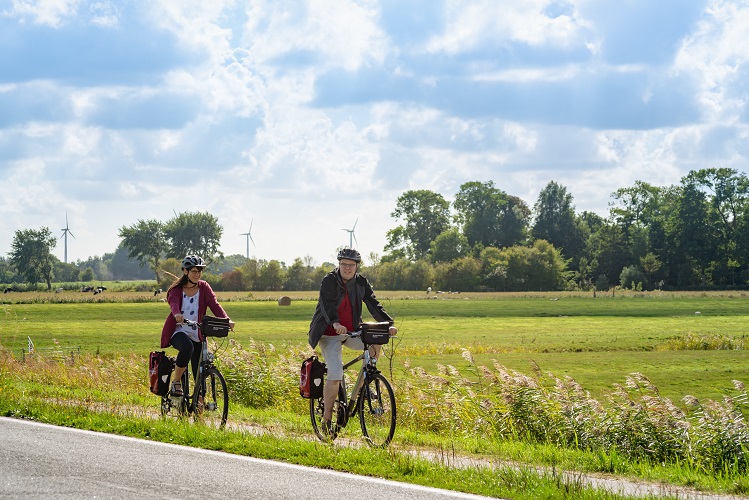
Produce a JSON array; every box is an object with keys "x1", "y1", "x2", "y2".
[
  {"x1": 308, "y1": 248, "x2": 397, "y2": 433},
  {"x1": 160, "y1": 255, "x2": 234, "y2": 398}
]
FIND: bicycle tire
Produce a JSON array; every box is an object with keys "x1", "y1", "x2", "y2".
[
  {"x1": 358, "y1": 372, "x2": 396, "y2": 447},
  {"x1": 197, "y1": 367, "x2": 229, "y2": 428},
  {"x1": 160, "y1": 370, "x2": 188, "y2": 419},
  {"x1": 310, "y1": 383, "x2": 346, "y2": 442}
]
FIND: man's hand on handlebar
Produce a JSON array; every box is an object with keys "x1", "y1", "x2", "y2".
[
  {"x1": 388, "y1": 325, "x2": 398, "y2": 337},
  {"x1": 333, "y1": 322, "x2": 347, "y2": 335}
]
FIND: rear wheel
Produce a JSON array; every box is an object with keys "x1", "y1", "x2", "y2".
[
  {"x1": 199, "y1": 367, "x2": 229, "y2": 428},
  {"x1": 311, "y1": 383, "x2": 346, "y2": 442},
  {"x1": 160, "y1": 370, "x2": 188, "y2": 419},
  {"x1": 358, "y1": 373, "x2": 396, "y2": 447}
]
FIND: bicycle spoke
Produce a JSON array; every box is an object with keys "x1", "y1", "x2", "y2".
[
  {"x1": 358, "y1": 373, "x2": 396, "y2": 447},
  {"x1": 201, "y1": 367, "x2": 229, "y2": 428}
]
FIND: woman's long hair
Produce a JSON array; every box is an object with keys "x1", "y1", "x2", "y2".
[{"x1": 167, "y1": 272, "x2": 190, "y2": 292}]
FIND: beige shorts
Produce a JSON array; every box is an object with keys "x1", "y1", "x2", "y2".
[{"x1": 318, "y1": 334, "x2": 364, "y2": 381}]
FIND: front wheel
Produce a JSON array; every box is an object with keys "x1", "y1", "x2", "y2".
[
  {"x1": 200, "y1": 367, "x2": 229, "y2": 428},
  {"x1": 358, "y1": 373, "x2": 396, "y2": 447}
]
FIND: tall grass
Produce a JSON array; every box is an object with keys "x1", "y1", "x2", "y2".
[
  {"x1": 4, "y1": 338, "x2": 747, "y2": 486},
  {"x1": 397, "y1": 351, "x2": 748, "y2": 478}
]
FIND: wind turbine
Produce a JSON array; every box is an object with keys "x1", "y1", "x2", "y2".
[
  {"x1": 342, "y1": 217, "x2": 359, "y2": 248},
  {"x1": 60, "y1": 212, "x2": 75, "y2": 264},
  {"x1": 241, "y1": 220, "x2": 255, "y2": 259}
]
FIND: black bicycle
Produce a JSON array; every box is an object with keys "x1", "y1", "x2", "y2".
[
  {"x1": 310, "y1": 325, "x2": 396, "y2": 447},
  {"x1": 161, "y1": 318, "x2": 230, "y2": 428}
]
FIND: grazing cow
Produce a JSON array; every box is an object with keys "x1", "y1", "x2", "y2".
[
  {"x1": 154, "y1": 288, "x2": 163, "y2": 296},
  {"x1": 81, "y1": 286, "x2": 92, "y2": 292},
  {"x1": 55, "y1": 288, "x2": 63, "y2": 293},
  {"x1": 93, "y1": 286, "x2": 105, "y2": 295}
]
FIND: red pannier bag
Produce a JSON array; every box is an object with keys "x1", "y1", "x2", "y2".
[{"x1": 299, "y1": 355, "x2": 325, "y2": 399}]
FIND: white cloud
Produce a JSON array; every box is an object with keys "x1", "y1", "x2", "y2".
[
  {"x1": 1, "y1": 0, "x2": 748, "y2": 266},
  {"x1": 425, "y1": 0, "x2": 592, "y2": 55},
  {"x1": 7, "y1": 0, "x2": 81, "y2": 27}
]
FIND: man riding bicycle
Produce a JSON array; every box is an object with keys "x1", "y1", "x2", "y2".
[{"x1": 308, "y1": 248, "x2": 397, "y2": 434}]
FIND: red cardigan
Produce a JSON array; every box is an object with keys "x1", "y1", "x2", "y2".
[{"x1": 160, "y1": 280, "x2": 230, "y2": 348}]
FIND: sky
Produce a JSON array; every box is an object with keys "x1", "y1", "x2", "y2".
[{"x1": 1, "y1": 0, "x2": 748, "y2": 267}]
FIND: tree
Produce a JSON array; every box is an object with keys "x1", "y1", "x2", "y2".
[
  {"x1": 108, "y1": 244, "x2": 155, "y2": 280},
  {"x1": 434, "y1": 256, "x2": 482, "y2": 292},
  {"x1": 687, "y1": 168, "x2": 749, "y2": 285},
  {"x1": 285, "y1": 258, "x2": 316, "y2": 290},
  {"x1": 640, "y1": 253, "x2": 662, "y2": 289},
  {"x1": 453, "y1": 181, "x2": 529, "y2": 249},
  {"x1": 586, "y1": 221, "x2": 629, "y2": 287},
  {"x1": 118, "y1": 219, "x2": 168, "y2": 281},
  {"x1": 385, "y1": 190, "x2": 451, "y2": 261},
  {"x1": 256, "y1": 260, "x2": 284, "y2": 291},
  {"x1": 620, "y1": 265, "x2": 645, "y2": 290},
  {"x1": 430, "y1": 229, "x2": 469, "y2": 263},
  {"x1": 532, "y1": 181, "x2": 584, "y2": 267},
  {"x1": 54, "y1": 261, "x2": 80, "y2": 282},
  {"x1": 9, "y1": 227, "x2": 57, "y2": 290},
  {"x1": 164, "y1": 211, "x2": 224, "y2": 263}
]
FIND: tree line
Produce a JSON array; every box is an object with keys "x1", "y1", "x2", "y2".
[{"x1": 4, "y1": 167, "x2": 748, "y2": 292}]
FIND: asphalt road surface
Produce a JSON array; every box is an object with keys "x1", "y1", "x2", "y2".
[{"x1": 0, "y1": 417, "x2": 496, "y2": 499}]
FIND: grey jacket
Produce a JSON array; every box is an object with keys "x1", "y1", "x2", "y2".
[{"x1": 308, "y1": 269, "x2": 393, "y2": 348}]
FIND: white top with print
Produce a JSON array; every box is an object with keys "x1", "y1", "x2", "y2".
[{"x1": 173, "y1": 290, "x2": 201, "y2": 342}]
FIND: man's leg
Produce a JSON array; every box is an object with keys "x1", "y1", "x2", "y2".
[{"x1": 323, "y1": 378, "x2": 340, "y2": 421}]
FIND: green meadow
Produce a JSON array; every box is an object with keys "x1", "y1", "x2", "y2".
[
  {"x1": 3, "y1": 290, "x2": 748, "y2": 402},
  {"x1": 2, "y1": 289, "x2": 749, "y2": 498}
]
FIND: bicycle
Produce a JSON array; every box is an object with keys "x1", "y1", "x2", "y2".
[
  {"x1": 161, "y1": 318, "x2": 230, "y2": 428},
  {"x1": 310, "y1": 325, "x2": 397, "y2": 447}
]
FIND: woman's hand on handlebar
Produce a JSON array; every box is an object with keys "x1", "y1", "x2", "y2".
[
  {"x1": 389, "y1": 326, "x2": 398, "y2": 337},
  {"x1": 174, "y1": 313, "x2": 184, "y2": 324}
]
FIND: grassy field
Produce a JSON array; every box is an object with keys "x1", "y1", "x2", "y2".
[
  {"x1": 2, "y1": 289, "x2": 749, "y2": 498},
  {"x1": 2, "y1": 289, "x2": 748, "y2": 402}
]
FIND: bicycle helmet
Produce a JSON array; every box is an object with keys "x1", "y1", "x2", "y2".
[
  {"x1": 181, "y1": 255, "x2": 206, "y2": 270},
  {"x1": 337, "y1": 248, "x2": 361, "y2": 263}
]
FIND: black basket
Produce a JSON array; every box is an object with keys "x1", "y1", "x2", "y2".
[
  {"x1": 360, "y1": 322, "x2": 390, "y2": 345},
  {"x1": 201, "y1": 316, "x2": 230, "y2": 337}
]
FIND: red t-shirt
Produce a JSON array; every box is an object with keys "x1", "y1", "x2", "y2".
[{"x1": 324, "y1": 291, "x2": 354, "y2": 336}]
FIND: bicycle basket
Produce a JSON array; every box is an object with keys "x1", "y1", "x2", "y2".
[
  {"x1": 201, "y1": 316, "x2": 230, "y2": 337},
  {"x1": 360, "y1": 322, "x2": 390, "y2": 344}
]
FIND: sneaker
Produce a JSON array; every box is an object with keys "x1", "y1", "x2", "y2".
[{"x1": 170, "y1": 382, "x2": 183, "y2": 397}]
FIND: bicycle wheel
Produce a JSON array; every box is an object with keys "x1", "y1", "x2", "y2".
[
  {"x1": 160, "y1": 371, "x2": 188, "y2": 419},
  {"x1": 358, "y1": 373, "x2": 396, "y2": 447},
  {"x1": 310, "y1": 383, "x2": 346, "y2": 442},
  {"x1": 200, "y1": 367, "x2": 229, "y2": 428}
]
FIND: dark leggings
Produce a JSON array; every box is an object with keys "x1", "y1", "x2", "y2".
[{"x1": 170, "y1": 331, "x2": 201, "y2": 381}]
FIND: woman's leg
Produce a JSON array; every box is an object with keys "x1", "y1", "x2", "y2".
[{"x1": 170, "y1": 332, "x2": 194, "y2": 394}]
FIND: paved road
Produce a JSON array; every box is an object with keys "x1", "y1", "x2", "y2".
[{"x1": 0, "y1": 417, "x2": 495, "y2": 499}]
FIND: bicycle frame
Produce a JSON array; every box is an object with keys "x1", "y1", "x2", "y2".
[
  {"x1": 310, "y1": 330, "x2": 397, "y2": 446},
  {"x1": 340, "y1": 347, "x2": 375, "y2": 423},
  {"x1": 161, "y1": 320, "x2": 229, "y2": 427}
]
